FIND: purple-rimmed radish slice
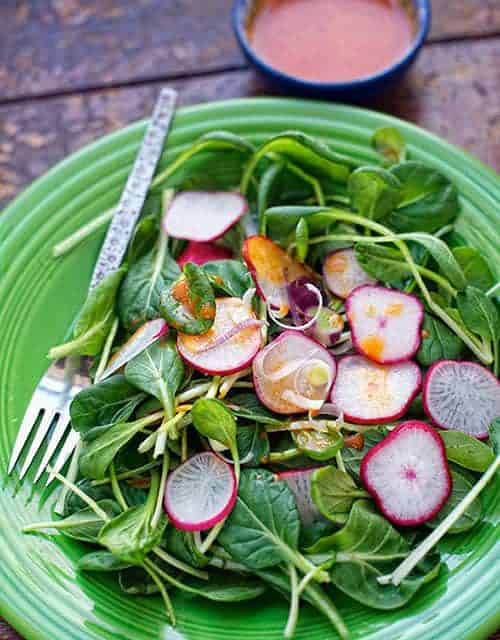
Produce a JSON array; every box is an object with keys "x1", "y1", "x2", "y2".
[
  {"x1": 330, "y1": 355, "x2": 421, "y2": 424},
  {"x1": 177, "y1": 297, "x2": 262, "y2": 375},
  {"x1": 164, "y1": 452, "x2": 237, "y2": 531},
  {"x1": 346, "y1": 285, "x2": 423, "y2": 364},
  {"x1": 423, "y1": 360, "x2": 500, "y2": 439},
  {"x1": 253, "y1": 331, "x2": 336, "y2": 414},
  {"x1": 323, "y1": 248, "x2": 376, "y2": 299},
  {"x1": 163, "y1": 191, "x2": 248, "y2": 241},
  {"x1": 306, "y1": 307, "x2": 344, "y2": 347},
  {"x1": 100, "y1": 319, "x2": 168, "y2": 381},
  {"x1": 361, "y1": 421, "x2": 452, "y2": 526},
  {"x1": 278, "y1": 468, "x2": 322, "y2": 525},
  {"x1": 242, "y1": 236, "x2": 311, "y2": 310},
  {"x1": 177, "y1": 241, "x2": 232, "y2": 267}
]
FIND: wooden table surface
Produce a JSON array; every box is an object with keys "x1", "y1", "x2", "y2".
[{"x1": 0, "y1": 1, "x2": 498, "y2": 638}]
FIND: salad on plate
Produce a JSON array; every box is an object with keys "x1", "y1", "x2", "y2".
[{"x1": 24, "y1": 125, "x2": 500, "y2": 639}]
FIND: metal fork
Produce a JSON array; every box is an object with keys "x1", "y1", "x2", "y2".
[{"x1": 8, "y1": 88, "x2": 177, "y2": 484}]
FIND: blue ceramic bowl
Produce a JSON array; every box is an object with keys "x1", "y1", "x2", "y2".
[{"x1": 232, "y1": 0, "x2": 431, "y2": 99}]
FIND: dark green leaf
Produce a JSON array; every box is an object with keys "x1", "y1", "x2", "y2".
[
  {"x1": 427, "y1": 469, "x2": 481, "y2": 533},
  {"x1": 417, "y1": 315, "x2": 464, "y2": 366},
  {"x1": 354, "y1": 243, "x2": 411, "y2": 284},
  {"x1": 348, "y1": 167, "x2": 401, "y2": 220},
  {"x1": 128, "y1": 213, "x2": 161, "y2": 264},
  {"x1": 164, "y1": 528, "x2": 208, "y2": 568},
  {"x1": 180, "y1": 572, "x2": 266, "y2": 602},
  {"x1": 457, "y1": 286, "x2": 499, "y2": 342},
  {"x1": 371, "y1": 127, "x2": 406, "y2": 165},
  {"x1": 401, "y1": 232, "x2": 466, "y2": 290},
  {"x1": 226, "y1": 392, "x2": 285, "y2": 426},
  {"x1": 161, "y1": 263, "x2": 216, "y2": 335},
  {"x1": 342, "y1": 429, "x2": 387, "y2": 481},
  {"x1": 439, "y1": 430, "x2": 495, "y2": 472},
  {"x1": 191, "y1": 398, "x2": 237, "y2": 450},
  {"x1": 118, "y1": 567, "x2": 158, "y2": 595},
  {"x1": 45, "y1": 500, "x2": 120, "y2": 543},
  {"x1": 311, "y1": 467, "x2": 369, "y2": 521},
  {"x1": 78, "y1": 550, "x2": 132, "y2": 572},
  {"x1": 63, "y1": 478, "x2": 147, "y2": 517},
  {"x1": 203, "y1": 260, "x2": 253, "y2": 297},
  {"x1": 218, "y1": 469, "x2": 300, "y2": 569},
  {"x1": 49, "y1": 269, "x2": 125, "y2": 359},
  {"x1": 237, "y1": 423, "x2": 270, "y2": 467},
  {"x1": 452, "y1": 247, "x2": 495, "y2": 292},
  {"x1": 489, "y1": 418, "x2": 500, "y2": 455}
]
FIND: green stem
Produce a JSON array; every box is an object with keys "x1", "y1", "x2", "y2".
[
  {"x1": 52, "y1": 207, "x2": 114, "y2": 257},
  {"x1": 54, "y1": 440, "x2": 82, "y2": 515},
  {"x1": 151, "y1": 449, "x2": 170, "y2": 529},
  {"x1": 46, "y1": 465, "x2": 110, "y2": 521},
  {"x1": 92, "y1": 460, "x2": 161, "y2": 486},
  {"x1": 486, "y1": 281, "x2": 500, "y2": 298},
  {"x1": 205, "y1": 376, "x2": 221, "y2": 399},
  {"x1": 266, "y1": 448, "x2": 301, "y2": 463},
  {"x1": 301, "y1": 581, "x2": 349, "y2": 639},
  {"x1": 336, "y1": 450, "x2": 346, "y2": 473},
  {"x1": 109, "y1": 462, "x2": 128, "y2": 511},
  {"x1": 177, "y1": 382, "x2": 212, "y2": 403},
  {"x1": 284, "y1": 160, "x2": 325, "y2": 206},
  {"x1": 284, "y1": 565, "x2": 300, "y2": 639},
  {"x1": 94, "y1": 317, "x2": 119, "y2": 382},
  {"x1": 142, "y1": 560, "x2": 176, "y2": 624},
  {"x1": 153, "y1": 547, "x2": 208, "y2": 580},
  {"x1": 138, "y1": 413, "x2": 184, "y2": 454}
]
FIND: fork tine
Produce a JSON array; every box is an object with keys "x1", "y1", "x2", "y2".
[
  {"x1": 19, "y1": 410, "x2": 56, "y2": 479},
  {"x1": 8, "y1": 402, "x2": 42, "y2": 474},
  {"x1": 46, "y1": 430, "x2": 80, "y2": 486},
  {"x1": 33, "y1": 407, "x2": 71, "y2": 482}
]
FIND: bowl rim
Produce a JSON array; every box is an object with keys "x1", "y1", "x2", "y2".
[{"x1": 231, "y1": 0, "x2": 431, "y2": 90}]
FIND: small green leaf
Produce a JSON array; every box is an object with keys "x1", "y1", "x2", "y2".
[
  {"x1": 236, "y1": 423, "x2": 270, "y2": 467},
  {"x1": 371, "y1": 127, "x2": 406, "y2": 165},
  {"x1": 292, "y1": 430, "x2": 343, "y2": 462},
  {"x1": 178, "y1": 572, "x2": 266, "y2": 602},
  {"x1": 348, "y1": 167, "x2": 401, "y2": 221},
  {"x1": 342, "y1": 429, "x2": 387, "y2": 481},
  {"x1": 226, "y1": 392, "x2": 285, "y2": 426},
  {"x1": 457, "y1": 286, "x2": 500, "y2": 342},
  {"x1": 488, "y1": 418, "x2": 500, "y2": 456},
  {"x1": 417, "y1": 315, "x2": 464, "y2": 366},
  {"x1": 78, "y1": 550, "x2": 132, "y2": 572},
  {"x1": 354, "y1": 243, "x2": 411, "y2": 284},
  {"x1": 426, "y1": 469, "x2": 482, "y2": 534},
  {"x1": 203, "y1": 260, "x2": 253, "y2": 298},
  {"x1": 401, "y1": 232, "x2": 466, "y2": 290},
  {"x1": 311, "y1": 466, "x2": 369, "y2": 521},
  {"x1": 191, "y1": 398, "x2": 237, "y2": 450},
  {"x1": 452, "y1": 247, "x2": 495, "y2": 292},
  {"x1": 161, "y1": 262, "x2": 216, "y2": 335},
  {"x1": 439, "y1": 430, "x2": 495, "y2": 472},
  {"x1": 295, "y1": 217, "x2": 309, "y2": 262}
]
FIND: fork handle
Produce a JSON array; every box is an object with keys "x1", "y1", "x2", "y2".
[{"x1": 89, "y1": 88, "x2": 177, "y2": 289}]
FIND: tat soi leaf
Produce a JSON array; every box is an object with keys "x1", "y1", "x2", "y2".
[
  {"x1": 127, "y1": 213, "x2": 161, "y2": 265},
  {"x1": 241, "y1": 131, "x2": 357, "y2": 194},
  {"x1": 439, "y1": 430, "x2": 494, "y2": 472},
  {"x1": 417, "y1": 315, "x2": 464, "y2": 366},
  {"x1": 218, "y1": 469, "x2": 300, "y2": 569},
  {"x1": 49, "y1": 268, "x2": 125, "y2": 359},
  {"x1": 160, "y1": 262, "x2": 216, "y2": 335},
  {"x1": 118, "y1": 237, "x2": 180, "y2": 330},
  {"x1": 125, "y1": 338, "x2": 184, "y2": 416},
  {"x1": 307, "y1": 500, "x2": 408, "y2": 557},
  {"x1": 348, "y1": 167, "x2": 401, "y2": 220},
  {"x1": 452, "y1": 247, "x2": 495, "y2": 292},
  {"x1": 354, "y1": 243, "x2": 411, "y2": 284},
  {"x1": 258, "y1": 163, "x2": 285, "y2": 232},
  {"x1": 457, "y1": 286, "x2": 500, "y2": 342},
  {"x1": 385, "y1": 162, "x2": 459, "y2": 233},
  {"x1": 179, "y1": 571, "x2": 266, "y2": 602},
  {"x1": 191, "y1": 398, "x2": 237, "y2": 450},
  {"x1": 70, "y1": 375, "x2": 146, "y2": 439},
  {"x1": 63, "y1": 478, "x2": 147, "y2": 517},
  {"x1": 78, "y1": 550, "x2": 132, "y2": 572},
  {"x1": 37, "y1": 500, "x2": 120, "y2": 543},
  {"x1": 292, "y1": 430, "x2": 343, "y2": 462},
  {"x1": 489, "y1": 418, "x2": 500, "y2": 455},
  {"x1": 165, "y1": 528, "x2": 208, "y2": 568},
  {"x1": 236, "y1": 423, "x2": 270, "y2": 467},
  {"x1": 371, "y1": 127, "x2": 406, "y2": 165},
  {"x1": 203, "y1": 260, "x2": 253, "y2": 298},
  {"x1": 330, "y1": 553, "x2": 441, "y2": 610},
  {"x1": 226, "y1": 392, "x2": 285, "y2": 427},
  {"x1": 310, "y1": 467, "x2": 369, "y2": 521},
  {"x1": 118, "y1": 567, "x2": 158, "y2": 595},
  {"x1": 426, "y1": 469, "x2": 481, "y2": 533},
  {"x1": 295, "y1": 217, "x2": 309, "y2": 262},
  {"x1": 342, "y1": 429, "x2": 387, "y2": 481}
]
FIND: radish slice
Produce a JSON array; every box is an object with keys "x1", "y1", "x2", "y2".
[
  {"x1": 306, "y1": 307, "x2": 344, "y2": 347},
  {"x1": 330, "y1": 355, "x2": 421, "y2": 424},
  {"x1": 100, "y1": 319, "x2": 168, "y2": 381},
  {"x1": 360, "y1": 421, "x2": 452, "y2": 526},
  {"x1": 163, "y1": 191, "x2": 248, "y2": 241},
  {"x1": 278, "y1": 469, "x2": 323, "y2": 525},
  {"x1": 242, "y1": 236, "x2": 311, "y2": 309},
  {"x1": 253, "y1": 331, "x2": 336, "y2": 414},
  {"x1": 177, "y1": 297, "x2": 262, "y2": 375},
  {"x1": 423, "y1": 360, "x2": 500, "y2": 439},
  {"x1": 177, "y1": 241, "x2": 232, "y2": 267},
  {"x1": 323, "y1": 248, "x2": 376, "y2": 299},
  {"x1": 346, "y1": 285, "x2": 423, "y2": 364},
  {"x1": 164, "y1": 452, "x2": 237, "y2": 531}
]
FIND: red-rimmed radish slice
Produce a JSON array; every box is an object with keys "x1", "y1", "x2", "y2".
[
  {"x1": 360, "y1": 421, "x2": 451, "y2": 526},
  {"x1": 177, "y1": 297, "x2": 262, "y2": 375},
  {"x1": 330, "y1": 355, "x2": 421, "y2": 424},
  {"x1": 253, "y1": 331, "x2": 336, "y2": 414},
  {"x1": 177, "y1": 241, "x2": 232, "y2": 267},
  {"x1": 163, "y1": 191, "x2": 248, "y2": 241},
  {"x1": 242, "y1": 236, "x2": 311, "y2": 309},
  {"x1": 323, "y1": 248, "x2": 376, "y2": 299},
  {"x1": 100, "y1": 319, "x2": 168, "y2": 381},
  {"x1": 346, "y1": 285, "x2": 423, "y2": 364},
  {"x1": 164, "y1": 452, "x2": 237, "y2": 531},
  {"x1": 423, "y1": 360, "x2": 500, "y2": 439},
  {"x1": 278, "y1": 468, "x2": 323, "y2": 525}
]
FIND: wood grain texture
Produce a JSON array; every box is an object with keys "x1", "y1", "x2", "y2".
[
  {"x1": 1, "y1": 38, "x2": 499, "y2": 210},
  {"x1": 1, "y1": 0, "x2": 500, "y2": 100}
]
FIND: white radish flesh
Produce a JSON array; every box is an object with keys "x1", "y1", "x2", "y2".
[
  {"x1": 346, "y1": 285, "x2": 423, "y2": 364},
  {"x1": 278, "y1": 469, "x2": 323, "y2": 525},
  {"x1": 100, "y1": 319, "x2": 168, "y2": 381},
  {"x1": 423, "y1": 360, "x2": 500, "y2": 439},
  {"x1": 323, "y1": 248, "x2": 376, "y2": 299},
  {"x1": 163, "y1": 191, "x2": 247, "y2": 242},
  {"x1": 361, "y1": 421, "x2": 451, "y2": 526},
  {"x1": 253, "y1": 331, "x2": 336, "y2": 414},
  {"x1": 330, "y1": 355, "x2": 421, "y2": 424},
  {"x1": 164, "y1": 452, "x2": 237, "y2": 531},
  {"x1": 177, "y1": 297, "x2": 262, "y2": 375}
]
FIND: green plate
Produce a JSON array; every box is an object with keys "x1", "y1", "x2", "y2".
[{"x1": 0, "y1": 98, "x2": 499, "y2": 640}]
